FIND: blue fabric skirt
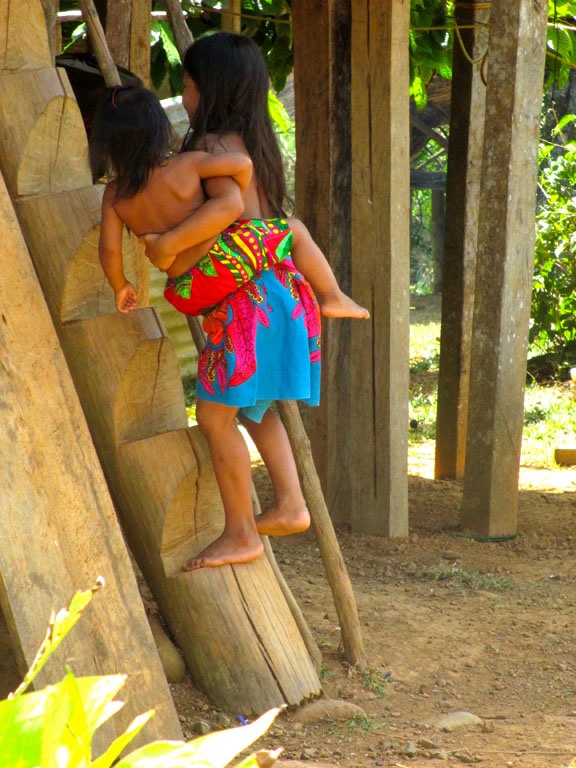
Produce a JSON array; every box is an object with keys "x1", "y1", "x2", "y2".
[{"x1": 195, "y1": 259, "x2": 321, "y2": 422}]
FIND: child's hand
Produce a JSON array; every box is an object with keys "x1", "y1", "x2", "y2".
[
  {"x1": 140, "y1": 233, "x2": 175, "y2": 271},
  {"x1": 115, "y1": 282, "x2": 137, "y2": 313}
]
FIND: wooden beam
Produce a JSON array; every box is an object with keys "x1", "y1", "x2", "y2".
[
  {"x1": 221, "y1": 0, "x2": 242, "y2": 33},
  {"x1": 163, "y1": 0, "x2": 193, "y2": 60},
  {"x1": 104, "y1": 0, "x2": 131, "y2": 68},
  {"x1": 292, "y1": 0, "x2": 353, "y2": 524},
  {"x1": 130, "y1": 0, "x2": 151, "y2": 86},
  {"x1": 40, "y1": 0, "x2": 58, "y2": 58},
  {"x1": 434, "y1": 0, "x2": 489, "y2": 480},
  {"x1": 460, "y1": 0, "x2": 548, "y2": 536},
  {"x1": 430, "y1": 189, "x2": 445, "y2": 294},
  {"x1": 349, "y1": 0, "x2": 410, "y2": 536}
]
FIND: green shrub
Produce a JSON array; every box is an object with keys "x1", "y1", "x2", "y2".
[{"x1": 0, "y1": 580, "x2": 280, "y2": 768}]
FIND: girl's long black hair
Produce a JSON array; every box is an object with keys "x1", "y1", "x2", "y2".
[
  {"x1": 89, "y1": 85, "x2": 175, "y2": 199},
  {"x1": 182, "y1": 32, "x2": 288, "y2": 216}
]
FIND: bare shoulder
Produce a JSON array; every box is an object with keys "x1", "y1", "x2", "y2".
[
  {"x1": 204, "y1": 132, "x2": 248, "y2": 155},
  {"x1": 287, "y1": 217, "x2": 311, "y2": 242},
  {"x1": 102, "y1": 181, "x2": 118, "y2": 206}
]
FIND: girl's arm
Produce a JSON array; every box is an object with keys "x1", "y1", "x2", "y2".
[
  {"x1": 99, "y1": 185, "x2": 137, "y2": 313},
  {"x1": 142, "y1": 153, "x2": 252, "y2": 270}
]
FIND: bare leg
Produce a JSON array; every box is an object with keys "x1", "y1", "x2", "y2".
[
  {"x1": 184, "y1": 400, "x2": 263, "y2": 570},
  {"x1": 240, "y1": 408, "x2": 310, "y2": 536},
  {"x1": 288, "y1": 217, "x2": 370, "y2": 320}
]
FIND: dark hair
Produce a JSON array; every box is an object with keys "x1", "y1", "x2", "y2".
[
  {"x1": 182, "y1": 32, "x2": 288, "y2": 216},
  {"x1": 89, "y1": 86, "x2": 175, "y2": 199}
]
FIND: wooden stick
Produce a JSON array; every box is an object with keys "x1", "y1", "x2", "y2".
[
  {"x1": 276, "y1": 400, "x2": 368, "y2": 672},
  {"x1": 77, "y1": 0, "x2": 122, "y2": 86},
  {"x1": 163, "y1": 0, "x2": 193, "y2": 60}
]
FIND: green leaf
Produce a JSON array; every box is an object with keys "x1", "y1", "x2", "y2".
[
  {"x1": 41, "y1": 671, "x2": 92, "y2": 768},
  {"x1": 117, "y1": 708, "x2": 281, "y2": 768},
  {"x1": 74, "y1": 675, "x2": 127, "y2": 734},
  {"x1": 0, "y1": 687, "x2": 56, "y2": 768},
  {"x1": 268, "y1": 91, "x2": 291, "y2": 134},
  {"x1": 157, "y1": 21, "x2": 181, "y2": 68},
  {"x1": 12, "y1": 579, "x2": 104, "y2": 698},
  {"x1": 92, "y1": 710, "x2": 156, "y2": 768}
]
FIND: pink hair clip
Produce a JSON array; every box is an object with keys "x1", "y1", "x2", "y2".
[{"x1": 111, "y1": 85, "x2": 118, "y2": 108}]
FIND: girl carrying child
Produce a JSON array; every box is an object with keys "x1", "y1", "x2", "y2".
[{"x1": 91, "y1": 32, "x2": 368, "y2": 570}]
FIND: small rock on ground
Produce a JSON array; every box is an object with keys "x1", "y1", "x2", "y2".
[
  {"x1": 293, "y1": 699, "x2": 367, "y2": 724},
  {"x1": 429, "y1": 711, "x2": 483, "y2": 732}
]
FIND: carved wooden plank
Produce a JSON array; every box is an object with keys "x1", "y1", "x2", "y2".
[
  {"x1": 460, "y1": 0, "x2": 548, "y2": 536},
  {"x1": 60, "y1": 311, "x2": 322, "y2": 714},
  {"x1": 0, "y1": 69, "x2": 91, "y2": 197},
  {"x1": 0, "y1": 0, "x2": 52, "y2": 71},
  {"x1": 130, "y1": 0, "x2": 151, "y2": 86},
  {"x1": 292, "y1": 0, "x2": 352, "y2": 524},
  {"x1": 349, "y1": 0, "x2": 410, "y2": 535},
  {"x1": 0, "y1": 167, "x2": 181, "y2": 742},
  {"x1": 434, "y1": 0, "x2": 488, "y2": 480},
  {"x1": 16, "y1": 188, "x2": 149, "y2": 323}
]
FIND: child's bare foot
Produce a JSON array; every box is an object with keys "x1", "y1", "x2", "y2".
[
  {"x1": 182, "y1": 530, "x2": 264, "y2": 570},
  {"x1": 319, "y1": 290, "x2": 370, "y2": 319},
  {"x1": 256, "y1": 504, "x2": 311, "y2": 537}
]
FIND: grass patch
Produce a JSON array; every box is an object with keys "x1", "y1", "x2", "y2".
[
  {"x1": 362, "y1": 669, "x2": 391, "y2": 698},
  {"x1": 420, "y1": 564, "x2": 515, "y2": 592}
]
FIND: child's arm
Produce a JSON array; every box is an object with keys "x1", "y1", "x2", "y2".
[
  {"x1": 142, "y1": 152, "x2": 252, "y2": 271},
  {"x1": 99, "y1": 185, "x2": 137, "y2": 313},
  {"x1": 289, "y1": 218, "x2": 370, "y2": 319}
]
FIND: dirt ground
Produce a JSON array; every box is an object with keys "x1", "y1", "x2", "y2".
[
  {"x1": 167, "y1": 456, "x2": 576, "y2": 768},
  {"x1": 167, "y1": 295, "x2": 576, "y2": 767}
]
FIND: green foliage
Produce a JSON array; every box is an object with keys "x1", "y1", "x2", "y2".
[
  {"x1": 0, "y1": 581, "x2": 280, "y2": 768},
  {"x1": 410, "y1": 0, "x2": 453, "y2": 108},
  {"x1": 532, "y1": 125, "x2": 576, "y2": 352},
  {"x1": 546, "y1": 1, "x2": 576, "y2": 89}
]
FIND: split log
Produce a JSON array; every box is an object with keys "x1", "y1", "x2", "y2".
[
  {"x1": 0, "y1": 69, "x2": 91, "y2": 197},
  {"x1": 0, "y1": 167, "x2": 181, "y2": 743},
  {"x1": 59, "y1": 310, "x2": 322, "y2": 714},
  {"x1": 0, "y1": 0, "x2": 52, "y2": 71},
  {"x1": 77, "y1": 0, "x2": 121, "y2": 85},
  {"x1": 15, "y1": 187, "x2": 149, "y2": 323}
]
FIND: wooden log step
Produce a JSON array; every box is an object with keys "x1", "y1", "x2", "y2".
[
  {"x1": 0, "y1": 68, "x2": 91, "y2": 197},
  {"x1": 15, "y1": 187, "x2": 148, "y2": 323},
  {"x1": 0, "y1": 166, "x2": 181, "y2": 743},
  {"x1": 554, "y1": 448, "x2": 576, "y2": 466},
  {"x1": 0, "y1": 0, "x2": 52, "y2": 72}
]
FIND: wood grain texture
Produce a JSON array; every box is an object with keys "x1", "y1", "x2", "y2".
[
  {"x1": 292, "y1": 0, "x2": 353, "y2": 525},
  {"x1": 434, "y1": 0, "x2": 489, "y2": 481},
  {"x1": 0, "y1": 167, "x2": 181, "y2": 744},
  {"x1": 0, "y1": 0, "x2": 52, "y2": 70},
  {"x1": 0, "y1": 69, "x2": 91, "y2": 197},
  {"x1": 460, "y1": 0, "x2": 548, "y2": 536},
  {"x1": 349, "y1": 0, "x2": 410, "y2": 536},
  {"x1": 60, "y1": 312, "x2": 322, "y2": 714}
]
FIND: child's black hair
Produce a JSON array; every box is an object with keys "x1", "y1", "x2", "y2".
[
  {"x1": 182, "y1": 32, "x2": 288, "y2": 216},
  {"x1": 89, "y1": 85, "x2": 175, "y2": 199}
]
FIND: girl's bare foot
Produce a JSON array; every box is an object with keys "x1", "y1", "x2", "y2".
[
  {"x1": 256, "y1": 504, "x2": 311, "y2": 537},
  {"x1": 182, "y1": 530, "x2": 264, "y2": 570},
  {"x1": 319, "y1": 290, "x2": 370, "y2": 319}
]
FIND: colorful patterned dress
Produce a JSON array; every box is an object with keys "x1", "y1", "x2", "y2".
[{"x1": 164, "y1": 218, "x2": 321, "y2": 422}]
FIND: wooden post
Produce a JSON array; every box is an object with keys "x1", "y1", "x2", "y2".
[
  {"x1": 434, "y1": 0, "x2": 489, "y2": 480},
  {"x1": 460, "y1": 0, "x2": 548, "y2": 537},
  {"x1": 292, "y1": 0, "x2": 353, "y2": 525},
  {"x1": 40, "y1": 0, "x2": 58, "y2": 58},
  {"x1": 130, "y1": 0, "x2": 151, "y2": 86},
  {"x1": 221, "y1": 0, "x2": 242, "y2": 33},
  {"x1": 103, "y1": 0, "x2": 131, "y2": 68},
  {"x1": 77, "y1": 0, "x2": 121, "y2": 85},
  {"x1": 430, "y1": 189, "x2": 445, "y2": 294},
  {"x1": 349, "y1": 0, "x2": 410, "y2": 536}
]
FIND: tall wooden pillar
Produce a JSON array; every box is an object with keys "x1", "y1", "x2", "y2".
[
  {"x1": 349, "y1": 0, "x2": 410, "y2": 536},
  {"x1": 96, "y1": 0, "x2": 151, "y2": 84},
  {"x1": 434, "y1": 0, "x2": 489, "y2": 480},
  {"x1": 292, "y1": 0, "x2": 353, "y2": 524},
  {"x1": 221, "y1": 0, "x2": 242, "y2": 32},
  {"x1": 460, "y1": 0, "x2": 548, "y2": 536}
]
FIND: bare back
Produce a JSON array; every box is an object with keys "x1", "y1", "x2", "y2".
[{"x1": 111, "y1": 153, "x2": 206, "y2": 236}]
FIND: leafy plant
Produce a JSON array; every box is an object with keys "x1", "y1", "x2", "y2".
[{"x1": 0, "y1": 580, "x2": 281, "y2": 768}]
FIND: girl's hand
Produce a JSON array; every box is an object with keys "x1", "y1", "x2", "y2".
[
  {"x1": 140, "y1": 233, "x2": 175, "y2": 271},
  {"x1": 115, "y1": 281, "x2": 137, "y2": 313}
]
